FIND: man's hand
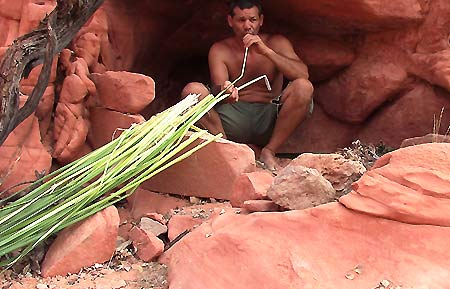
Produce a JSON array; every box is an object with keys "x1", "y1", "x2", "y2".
[
  {"x1": 222, "y1": 80, "x2": 239, "y2": 103},
  {"x1": 243, "y1": 34, "x2": 272, "y2": 56}
]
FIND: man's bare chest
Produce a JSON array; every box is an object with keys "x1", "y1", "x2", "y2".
[{"x1": 226, "y1": 52, "x2": 278, "y2": 84}]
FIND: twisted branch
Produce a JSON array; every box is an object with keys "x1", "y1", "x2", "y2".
[{"x1": 0, "y1": 0, "x2": 105, "y2": 146}]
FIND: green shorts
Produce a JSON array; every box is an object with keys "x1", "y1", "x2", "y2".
[{"x1": 216, "y1": 101, "x2": 278, "y2": 147}]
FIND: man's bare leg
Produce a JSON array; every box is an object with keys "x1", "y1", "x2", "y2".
[
  {"x1": 260, "y1": 78, "x2": 314, "y2": 170},
  {"x1": 181, "y1": 82, "x2": 227, "y2": 137}
]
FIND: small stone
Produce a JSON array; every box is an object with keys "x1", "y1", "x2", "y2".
[
  {"x1": 205, "y1": 233, "x2": 213, "y2": 238},
  {"x1": 139, "y1": 217, "x2": 167, "y2": 236},
  {"x1": 345, "y1": 273, "x2": 355, "y2": 280},
  {"x1": 380, "y1": 280, "x2": 391, "y2": 287},
  {"x1": 190, "y1": 196, "x2": 201, "y2": 204},
  {"x1": 36, "y1": 284, "x2": 48, "y2": 289}
]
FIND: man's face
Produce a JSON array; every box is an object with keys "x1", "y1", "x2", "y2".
[{"x1": 228, "y1": 6, "x2": 264, "y2": 39}]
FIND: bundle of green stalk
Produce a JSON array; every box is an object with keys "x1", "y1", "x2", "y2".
[{"x1": 0, "y1": 91, "x2": 229, "y2": 269}]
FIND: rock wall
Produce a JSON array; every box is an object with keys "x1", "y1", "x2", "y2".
[
  {"x1": 1, "y1": 0, "x2": 450, "y2": 193},
  {"x1": 0, "y1": 0, "x2": 154, "y2": 195}
]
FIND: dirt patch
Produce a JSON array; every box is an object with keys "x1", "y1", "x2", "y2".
[{"x1": 1, "y1": 248, "x2": 168, "y2": 289}]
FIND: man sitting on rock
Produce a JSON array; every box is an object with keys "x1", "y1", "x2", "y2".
[{"x1": 182, "y1": 0, "x2": 313, "y2": 170}]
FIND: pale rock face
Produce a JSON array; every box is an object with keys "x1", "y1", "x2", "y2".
[
  {"x1": 267, "y1": 165, "x2": 336, "y2": 210},
  {"x1": 289, "y1": 153, "x2": 366, "y2": 196}
]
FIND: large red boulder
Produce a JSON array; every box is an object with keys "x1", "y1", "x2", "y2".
[
  {"x1": 161, "y1": 202, "x2": 450, "y2": 289},
  {"x1": 41, "y1": 206, "x2": 120, "y2": 277},
  {"x1": 89, "y1": 71, "x2": 155, "y2": 114},
  {"x1": 357, "y1": 82, "x2": 450, "y2": 148},
  {"x1": 142, "y1": 137, "x2": 256, "y2": 201}
]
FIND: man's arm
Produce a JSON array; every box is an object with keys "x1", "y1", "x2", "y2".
[
  {"x1": 208, "y1": 43, "x2": 238, "y2": 101},
  {"x1": 243, "y1": 34, "x2": 309, "y2": 80}
]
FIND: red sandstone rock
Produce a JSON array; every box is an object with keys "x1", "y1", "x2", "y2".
[
  {"x1": 265, "y1": 0, "x2": 422, "y2": 29},
  {"x1": 340, "y1": 143, "x2": 450, "y2": 226},
  {"x1": 117, "y1": 206, "x2": 131, "y2": 225},
  {"x1": 267, "y1": 165, "x2": 336, "y2": 210},
  {"x1": 0, "y1": 46, "x2": 7, "y2": 60},
  {"x1": 0, "y1": 96, "x2": 51, "y2": 195},
  {"x1": 139, "y1": 217, "x2": 167, "y2": 237},
  {"x1": 289, "y1": 153, "x2": 366, "y2": 196},
  {"x1": 53, "y1": 103, "x2": 90, "y2": 163},
  {"x1": 167, "y1": 215, "x2": 203, "y2": 241},
  {"x1": 74, "y1": 7, "x2": 122, "y2": 70},
  {"x1": 88, "y1": 107, "x2": 145, "y2": 149},
  {"x1": 41, "y1": 206, "x2": 120, "y2": 277},
  {"x1": 242, "y1": 200, "x2": 280, "y2": 213},
  {"x1": 19, "y1": 1, "x2": 56, "y2": 35},
  {"x1": 315, "y1": 49, "x2": 409, "y2": 123},
  {"x1": 59, "y1": 74, "x2": 89, "y2": 104},
  {"x1": 0, "y1": 17, "x2": 20, "y2": 47},
  {"x1": 20, "y1": 57, "x2": 58, "y2": 87},
  {"x1": 161, "y1": 202, "x2": 450, "y2": 289},
  {"x1": 291, "y1": 36, "x2": 356, "y2": 82},
  {"x1": 357, "y1": 82, "x2": 450, "y2": 147},
  {"x1": 145, "y1": 212, "x2": 167, "y2": 225},
  {"x1": 20, "y1": 84, "x2": 55, "y2": 139},
  {"x1": 129, "y1": 226, "x2": 164, "y2": 262},
  {"x1": 118, "y1": 222, "x2": 132, "y2": 240},
  {"x1": 90, "y1": 71, "x2": 155, "y2": 114},
  {"x1": 127, "y1": 188, "x2": 190, "y2": 219},
  {"x1": 279, "y1": 104, "x2": 357, "y2": 153},
  {"x1": 230, "y1": 171, "x2": 273, "y2": 207},
  {"x1": 142, "y1": 137, "x2": 256, "y2": 200},
  {"x1": 401, "y1": 133, "x2": 450, "y2": 148},
  {"x1": 73, "y1": 32, "x2": 101, "y2": 68},
  {"x1": 0, "y1": 0, "x2": 23, "y2": 20}
]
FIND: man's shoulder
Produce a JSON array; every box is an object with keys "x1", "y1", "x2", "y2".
[
  {"x1": 209, "y1": 38, "x2": 235, "y2": 57},
  {"x1": 211, "y1": 38, "x2": 234, "y2": 50}
]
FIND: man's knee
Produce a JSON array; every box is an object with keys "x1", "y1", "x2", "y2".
[
  {"x1": 181, "y1": 82, "x2": 210, "y2": 99},
  {"x1": 291, "y1": 78, "x2": 314, "y2": 97},
  {"x1": 284, "y1": 78, "x2": 314, "y2": 105}
]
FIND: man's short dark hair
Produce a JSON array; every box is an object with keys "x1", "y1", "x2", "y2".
[{"x1": 228, "y1": 0, "x2": 263, "y2": 17}]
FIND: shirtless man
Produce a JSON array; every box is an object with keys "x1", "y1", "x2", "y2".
[{"x1": 182, "y1": 0, "x2": 313, "y2": 170}]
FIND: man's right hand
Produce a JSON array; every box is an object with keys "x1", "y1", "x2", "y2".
[{"x1": 222, "y1": 80, "x2": 239, "y2": 103}]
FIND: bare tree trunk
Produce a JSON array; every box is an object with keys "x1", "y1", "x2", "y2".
[{"x1": 0, "y1": 0, "x2": 105, "y2": 146}]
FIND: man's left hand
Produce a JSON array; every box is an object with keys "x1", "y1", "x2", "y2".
[{"x1": 243, "y1": 34, "x2": 272, "y2": 56}]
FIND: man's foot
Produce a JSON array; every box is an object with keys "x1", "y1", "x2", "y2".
[{"x1": 259, "y1": 147, "x2": 281, "y2": 171}]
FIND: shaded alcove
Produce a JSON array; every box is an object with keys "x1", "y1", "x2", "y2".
[
  {"x1": 96, "y1": 0, "x2": 450, "y2": 152},
  {"x1": 101, "y1": 0, "x2": 363, "y2": 118}
]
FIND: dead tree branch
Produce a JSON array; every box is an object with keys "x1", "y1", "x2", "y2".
[{"x1": 0, "y1": 0, "x2": 105, "y2": 146}]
